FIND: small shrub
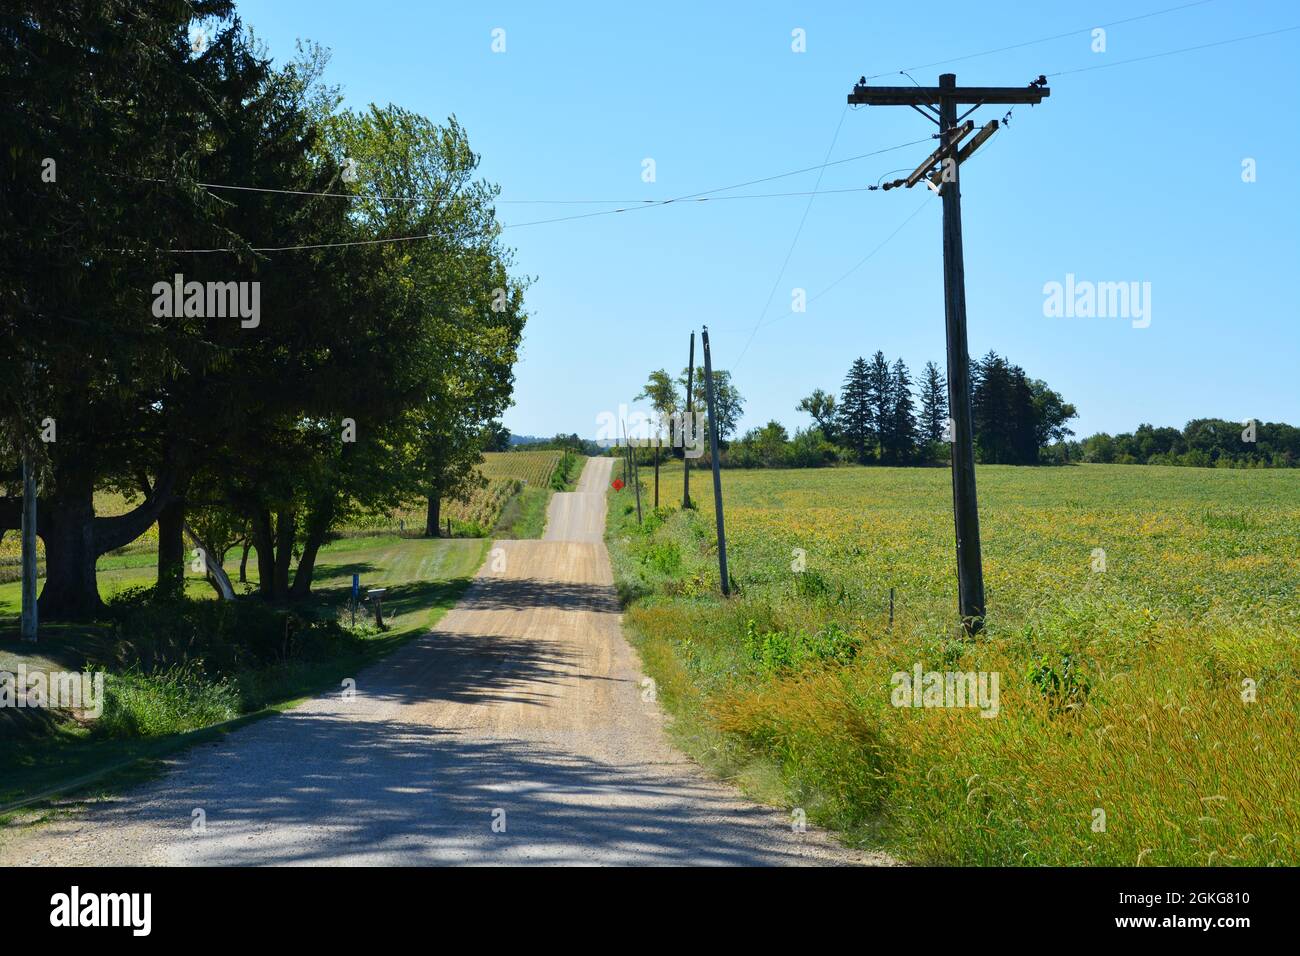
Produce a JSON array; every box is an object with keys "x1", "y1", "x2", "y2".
[
  {"x1": 641, "y1": 540, "x2": 682, "y2": 576},
  {"x1": 1025, "y1": 652, "x2": 1092, "y2": 713}
]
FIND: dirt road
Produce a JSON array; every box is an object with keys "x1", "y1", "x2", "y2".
[{"x1": 1, "y1": 457, "x2": 887, "y2": 866}]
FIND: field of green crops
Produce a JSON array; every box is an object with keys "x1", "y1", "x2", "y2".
[
  {"x1": 346, "y1": 449, "x2": 566, "y2": 535},
  {"x1": 607, "y1": 463, "x2": 1300, "y2": 866},
  {"x1": 443, "y1": 449, "x2": 565, "y2": 529}
]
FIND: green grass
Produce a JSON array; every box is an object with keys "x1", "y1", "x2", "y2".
[
  {"x1": 0, "y1": 534, "x2": 487, "y2": 818},
  {"x1": 493, "y1": 485, "x2": 552, "y2": 538},
  {"x1": 606, "y1": 463, "x2": 1300, "y2": 866},
  {"x1": 491, "y1": 455, "x2": 586, "y2": 538}
]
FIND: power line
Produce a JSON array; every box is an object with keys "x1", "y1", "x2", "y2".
[
  {"x1": 148, "y1": 184, "x2": 911, "y2": 253},
  {"x1": 122, "y1": 15, "x2": 1299, "y2": 254},
  {"x1": 159, "y1": 135, "x2": 935, "y2": 253},
  {"x1": 732, "y1": 112, "x2": 1008, "y2": 344},
  {"x1": 1046, "y1": 23, "x2": 1300, "y2": 77},
  {"x1": 732, "y1": 105, "x2": 850, "y2": 368},
  {"x1": 127, "y1": 176, "x2": 887, "y2": 207},
  {"x1": 137, "y1": 136, "x2": 933, "y2": 208},
  {"x1": 727, "y1": 12, "x2": 1294, "y2": 354},
  {"x1": 759, "y1": 197, "x2": 932, "y2": 332},
  {"x1": 865, "y1": 0, "x2": 1217, "y2": 79}
]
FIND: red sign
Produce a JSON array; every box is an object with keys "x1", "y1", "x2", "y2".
[{"x1": 612, "y1": 478, "x2": 625, "y2": 491}]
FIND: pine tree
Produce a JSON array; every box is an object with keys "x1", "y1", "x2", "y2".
[
  {"x1": 919, "y1": 360, "x2": 948, "y2": 446},
  {"x1": 837, "y1": 357, "x2": 872, "y2": 463},
  {"x1": 864, "y1": 351, "x2": 894, "y2": 462},
  {"x1": 887, "y1": 358, "x2": 919, "y2": 464}
]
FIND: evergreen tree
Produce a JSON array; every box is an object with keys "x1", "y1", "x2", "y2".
[
  {"x1": 919, "y1": 361, "x2": 948, "y2": 446},
  {"x1": 886, "y1": 358, "x2": 919, "y2": 464},
  {"x1": 865, "y1": 351, "x2": 894, "y2": 462},
  {"x1": 971, "y1": 351, "x2": 1042, "y2": 464},
  {"x1": 836, "y1": 357, "x2": 872, "y2": 463}
]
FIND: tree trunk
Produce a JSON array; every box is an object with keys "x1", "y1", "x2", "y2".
[
  {"x1": 290, "y1": 502, "x2": 334, "y2": 598},
  {"x1": 156, "y1": 498, "x2": 186, "y2": 600},
  {"x1": 238, "y1": 539, "x2": 250, "y2": 583},
  {"x1": 425, "y1": 493, "x2": 441, "y2": 537},
  {"x1": 37, "y1": 486, "x2": 101, "y2": 620},
  {"x1": 273, "y1": 510, "x2": 295, "y2": 597},
  {"x1": 252, "y1": 509, "x2": 276, "y2": 599},
  {"x1": 29, "y1": 467, "x2": 179, "y2": 621}
]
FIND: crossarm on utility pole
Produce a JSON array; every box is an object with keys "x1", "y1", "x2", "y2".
[{"x1": 848, "y1": 85, "x2": 1049, "y2": 106}]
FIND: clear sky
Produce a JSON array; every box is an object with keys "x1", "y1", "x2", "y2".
[{"x1": 236, "y1": 0, "x2": 1299, "y2": 441}]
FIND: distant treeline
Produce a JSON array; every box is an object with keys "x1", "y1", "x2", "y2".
[
  {"x1": 491, "y1": 428, "x2": 604, "y2": 457},
  {"x1": 1058, "y1": 420, "x2": 1299, "y2": 469},
  {"x1": 728, "y1": 350, "x2": 1077, "y2": 468},
  {"x1": 625, "y1": 351, "x2": 1074, "y2": 469},
  {"x1": 630, "y1": 356, "x2": 1294, "y2": 471}
]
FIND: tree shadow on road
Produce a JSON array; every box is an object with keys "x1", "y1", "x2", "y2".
[{"x1": 72, "y1": 712, "x2": 842, "y2": 866}]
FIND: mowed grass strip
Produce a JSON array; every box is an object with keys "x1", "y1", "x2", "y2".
[{"x1": 606, "y1": 462, "x2": 1300, "y2": 866}]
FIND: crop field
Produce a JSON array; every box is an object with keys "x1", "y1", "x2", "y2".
[
  {"x1": 607, "y1": 463, "x2": 1300, "y2": 866},
  {"x1": 481, "y1": 450, "x2": 564, "y2": 486},
  {"x1": 346, "y1": 450, "x2": 567, "y2": 535},
  {"x1": 440, "y1": 450, "x2": 565, "y2": 529}
]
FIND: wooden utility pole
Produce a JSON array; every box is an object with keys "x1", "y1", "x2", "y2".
[
  {"x1": 701, "y1": 327, "x2": 729, "y2": 596},
  {"x1": 20, "y1": 451, "x2": 37, "y2": 643},
  {"x1": 630, "y1": 436, "x2": 643, "y2": 525},
  {"x1": 848, "y1": 72, "x2": 1049, "y2": 635},
  {"x1": 621, "y1": 424, "x2": 629, "y2": 486},
  {"x1": 682, "y1": 332, "x2": 695, "y2": 509}
]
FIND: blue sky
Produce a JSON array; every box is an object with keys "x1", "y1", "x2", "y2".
[{"x1": 238, "y1": 0, "x2": 1299, "y2": 441}]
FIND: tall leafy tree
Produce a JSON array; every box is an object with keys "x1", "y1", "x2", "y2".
[
  {"x1": 797, "y1": 388, "x2": 838, "y2": 443},
  {"x1": 679, "y1": 368, "x2": 743, "y2": 444},
  {"x1": 1029, "y1": 379, "x2": 1078, "y2": 451},
  {"x1": 323, "y1": 105, "x2": 526, "y2": 549},
  {"x1": 637, "y1": 369, "x2": 681, "y2": 447}
]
